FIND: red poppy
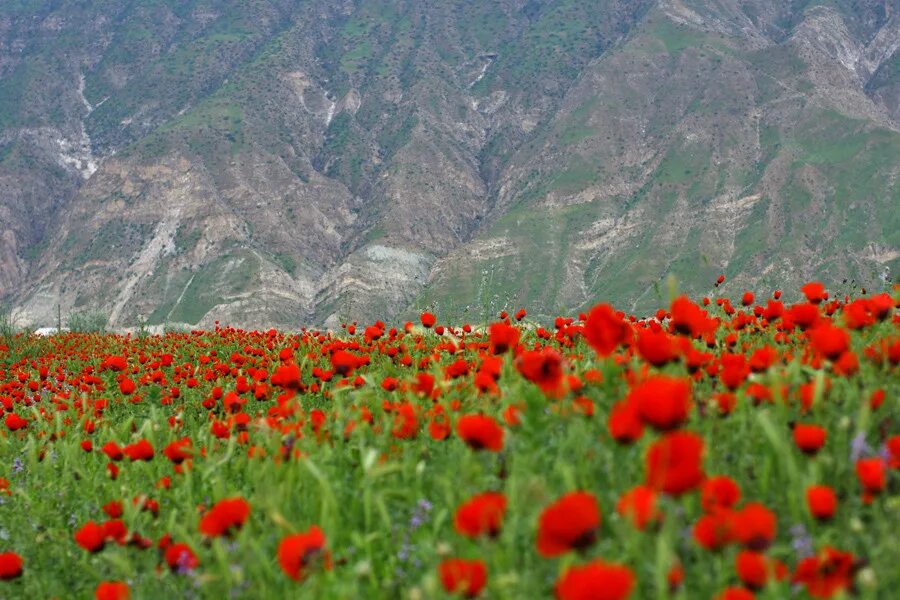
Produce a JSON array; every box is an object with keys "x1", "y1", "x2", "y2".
[
  {"x1": 701, "y1": 476, "x2": 741, "y2": 512},
  {"x1": 4, "y1": 413, "x2": 27, "y2": 431},
  {"x1": 583, "y1": 304, "x2": 630, "y2": 356},
  {"x1": 714, "y1": 587, "x2": 756, "y2": 600},
  {"x1": 792, "y1": 424, "x2": 826, "y2": 455},
  {"x1": 536, "y1": 492, "x2": 601, "y2": 557},
  {"x1": 608, "y1": 400, "x2": 644, "y2": 444},
  {"x1": 271, "y1": 363, "x2": 302, "y2": 390},
  {"x1": 735, "y1": 550, "x2": 787, "y2": 590},
  {"x1": 693, "y1": 510, "x2": 735, "y2": 551},
  {"x1": 719, "y1": 354, "x2": 749, "y2": 390},
  {"x1": 95, "y1": 581, "x2": 130, "y2": 600},
  {"x1": 102, "y1": 442, "x2": 124, "y2": 461},
  {"x1": 118, "y1": 377, "x2": 136, "y2": 396},
  {"x1": 887, "y1": 434, "x2": 900, "y2": 469},
  {"x1": 75, "y1": 521, "x2": 106, "y2": 553},
  {"x1": 748, "y1": 346, "x2": 778, "y2": 372},
  {"x1": 855, "y1": 458, "x2": 885, "y2": 502},
  {"x1": 164, "y1": 543, "x2": 199, "y2": 573},
  {"x1": 438, "y1": 558, "x2": 487, "y2": 598},
  {"x1": 102, "y1": 501, "x2": 123, "y2": 519},
  {"x1": 0, "y1": 552, "x2": 23, "y2": 581},
  {"x1": 163, "y1": 437, "x2": 193, "y2": 464},
  {"x1": 199, "y1": 497, "x2": 251, "y2": 537},
  {"x1": 488, "y1": 322, "x2": 520, "y2": 354},
  {"x1": 667, "y1": 562, "x2": 684, "y2": 592},
  {"x1": 278, "y1": 526, "x2": 329, "y2": 581},
  {"x1": 391, "y1": 403, "x2": 420, "y2": 440},
  {"x1": 615, "y1": 485, "x2": 660, "y2": 530},
  {"x1": 670, "y1": 295, "x2": 717, "y2": 338},
  {"x1": 555, "y1": 559, "x2": 635, "y2": 600},
  {"x1": 454, "y1": 492, "x2": 507, "y2": 538},
  {"x1": 102, "y1": 520, "x2": 128, "y2": 544},
  {"x1": 103, "y1": 355, "x2": 127, "y2": 372},
  {"x1": 635, "y1": 328, "x2": 680, "y2": 366},
  {"x1": 731, "y1": 503, "x2": 776, "y2": 551},
  {"x1": 831, "y1": 350, "x2": 858, "y2": 376},
  {"x1": 806, "y1": 485, "x2": 837, "y2": 521},
  {"x1": 801, "y1": 282, "x2": 827, "y2": 304},
  {"x1": 628, "y1": 375, "x2": 691, "y2": 431},
  {"x1": 420, "y1": 312, "x2": 437, "y2": 328},
  {"x1": 515, "y1": 347, "x2": 566, "y2": 397},
  {"x1": 123, "y1": 439, "x2": 154, "y2": 462},
  {"x1": 645, "y1": 431, "x2": 705, "y2": 496},
  {"x1": 808, "y1": 324, "x2": 850, "y2": 360},
  {"x1": 456, "y1": 414, "x2": 504, "y2": 452},
  {"x1": 793, "y1": 546, "x2": 857, "y2": 598}
]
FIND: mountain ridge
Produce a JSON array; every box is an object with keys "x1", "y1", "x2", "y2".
[{"x1": 0, "y1": 0, "x2": 897, "y2": 329}]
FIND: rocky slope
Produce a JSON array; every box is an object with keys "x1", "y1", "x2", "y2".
[{"x1": 0, "y1": 0, "x2": 897, "y2": 329}]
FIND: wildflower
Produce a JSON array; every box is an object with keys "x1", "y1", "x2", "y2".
[
  {"x1": 792, "y1": 424, "x2": 826, "y2": 455},
  {"x1": 732, "y1": 503, "x2": 776, "y2": 551},
  {"x1": 714, "y1": 587, "x2": 755, "y2": 600},
  {"x1": 199, "y1": 497, "x2": 251, "y2": 537},
  {"x1": 806, "y1": 485, "x2": 837, "y2": 521},
  {"x1": 555, "y1": 560, "x2": 635, "y2": 600},
  {"x1": 95, "y1": 581, "x2": 130, "y2": 600},
  {"x1": 271, "y1": 363, "x2": 302, "y2": 390},
  {"x1": 163, "y1": 437, "x2": 193, "y2": 464},
  {"x1": 628, "y1": 375, "x2": 691, "y2": 431},
  {"x1": 0, "y1": 552, "x2": 22, "y2": 580},
  {"x1": 454, "y1": 492, "x2": 507, "y2": 539},
  {"x1": 855, "y1": 458, "x2": 886, "y2": 503},
  {"x1": 701, "y1": 476, "x2": 741, "y2": 512},
  {"x1": 123, "y1": 439, "x2": 154, "y2": 461},
  {"x1": 164, "y1": 542, "x2": 199, "y2": 573},
  {"x1": 515, "y1": 347, "x2": 566, "y2": 397},
  {"x1": 801, "y1": 282, "x2": 827, "y2": 304},
  {"x1": 615, "y1": 485, "x2": 661, "y2": 530},
  {"x1": 793, "y1": 546, "x2": 857, "y2": 598},
  {"x1": 735, "y1": 550, "x2": 787, "y2": 590},
  {"x1": 607, "y1": 401, "x2": 643, "y2": 444},
  {"x1": 488, "y1": 321, "x2": 520, "y2": 354},
  {"x1": 438, "y1": 558, "x2": 487, "y2": 598},
  {"x1": 693, "y1": 510, "x2": 735, "y2": 550},
  {"x1": 808, "y1": 324, "x2": 850, "y2": 360},
  {"x1": 74, "y1": 521, "x2": 106, "y2": 553},
  {"x1": 278, "y1": 526, "x2": 329, "y2": 581},
  {"x1": 118, "y1": 377, "x2": 136, "y2": 395},
  {"x1": 4, "y1": 414, "x2": 27, "y2": 431},
  {"x1": 635, "y1": 328, "x2": 680, "y2": 366},
  {"x1": 583, "y1": 304, "x2": 630, "y2": 356},
  {"x1": 537, "y1": 492, "x2": 601, "y2": 557},
  {"x1": 645, "y1": 431, "x2": 705, "y2": 496},
  {"x1": 456, "y1": 414, "x2": 504, "y2": 452}
]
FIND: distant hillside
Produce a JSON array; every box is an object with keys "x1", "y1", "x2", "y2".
[{"x1": 1, "y1": 0, "x2": 897, "y2": 328}]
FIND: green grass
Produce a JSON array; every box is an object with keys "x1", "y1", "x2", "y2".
[
  {"x1": 0, "y1": 294, "x2": 897, "y2": 598},
  {"x1": 0, "y1": 60, "x2": 31, "y2": 130},
  {"x1": 166, "y1": 251, "x2": 260, "y2": 324},
  {"x1": 650, "y1": 18, "x2": 711, "y2": 54},
  {"x1": 557, "y1": 99, "x2": 600, "y2": 145},
  {"x1": 655, "y1": 143, "x2": 712, "y2": 184}
]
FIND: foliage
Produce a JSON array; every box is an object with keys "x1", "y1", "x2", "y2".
[
  {"x1": 66, "y1": 310, "x2": 108, "y2": 333},
  {"x1": 0, "y1": 282, "x2": 897, "y2": 598}
]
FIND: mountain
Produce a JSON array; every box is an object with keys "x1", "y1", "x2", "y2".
[{"x1": 1, "y1": 0, "x2": 898, "y2": 329}]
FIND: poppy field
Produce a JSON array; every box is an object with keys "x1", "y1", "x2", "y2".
[{"x1": 0, "y1": 280, "x2": 899, "y2": 599}]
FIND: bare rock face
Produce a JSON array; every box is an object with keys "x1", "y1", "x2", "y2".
[{"x1": 0, "y1": 0, "x2": 897, "y2": 328}]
